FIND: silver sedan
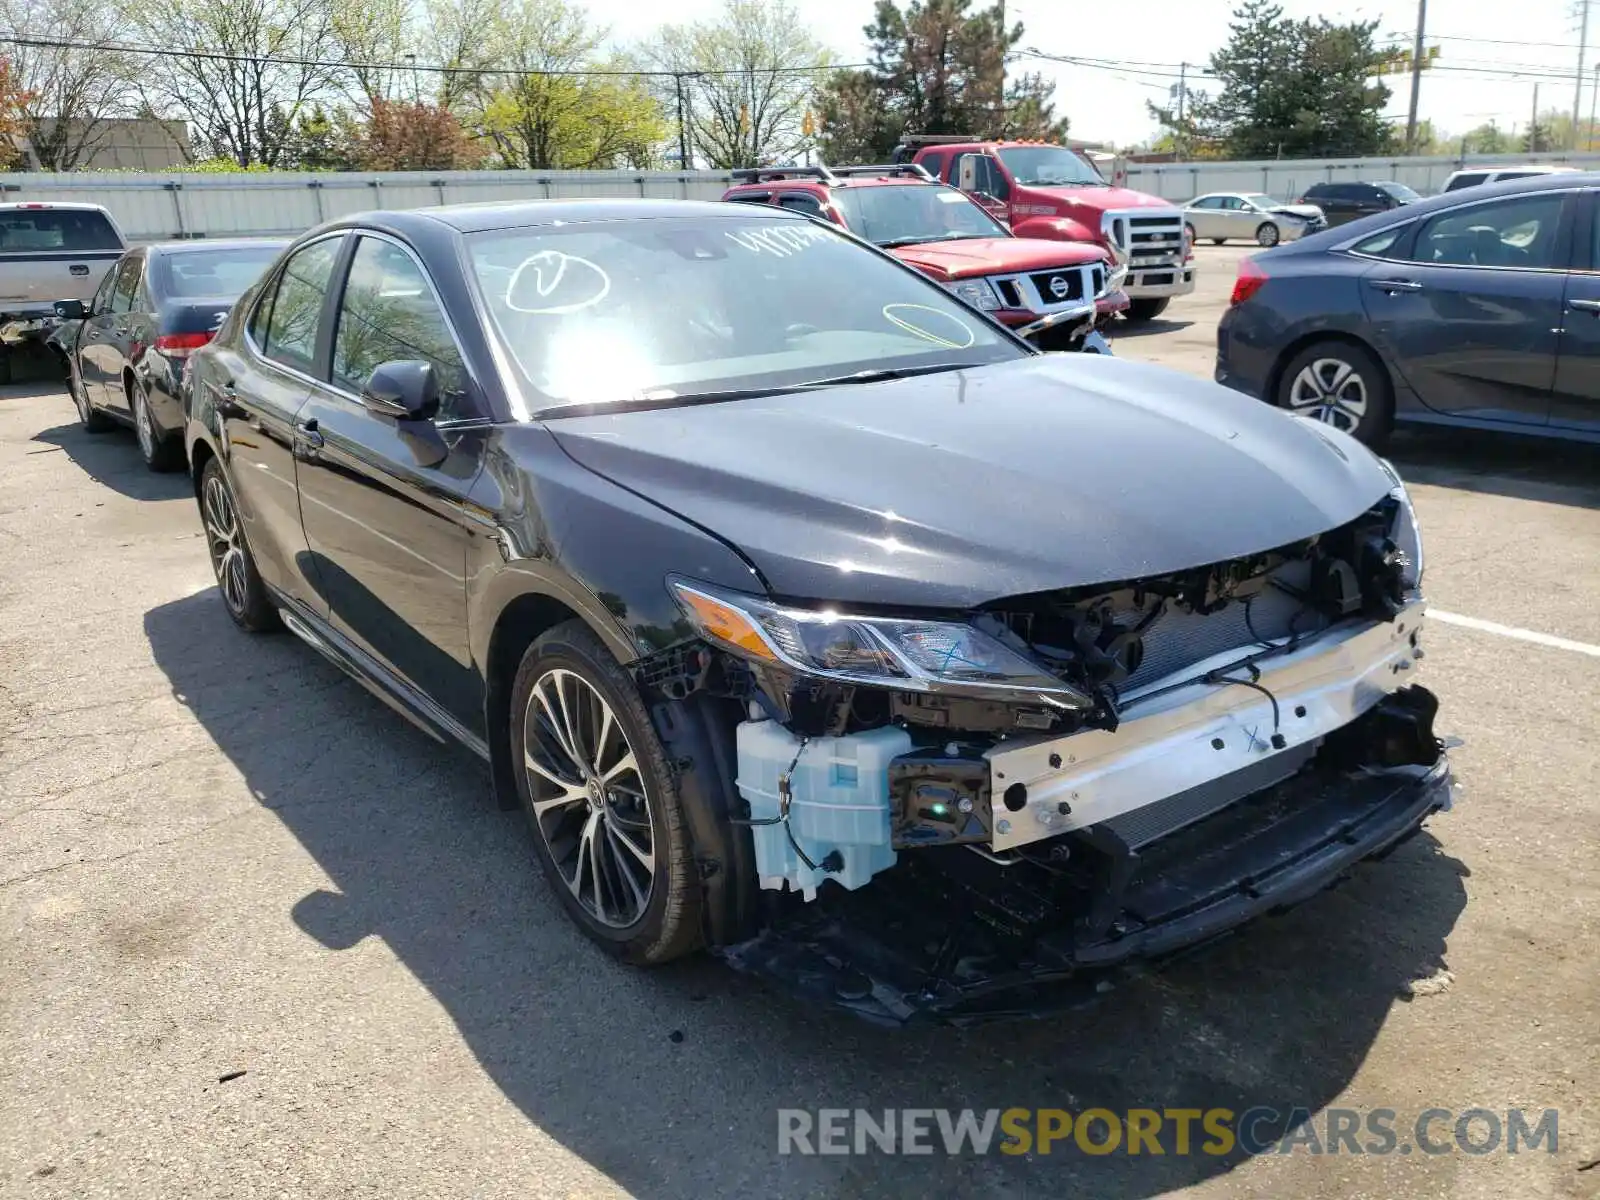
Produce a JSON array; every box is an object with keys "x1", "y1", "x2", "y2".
[{"x1": 1182, "y1": 192, "x2": 1326, "y2": 247}]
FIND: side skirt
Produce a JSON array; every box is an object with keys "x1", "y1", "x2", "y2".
[{"x1": 275, "y1": 596, "x2": 491, "y2": 762}]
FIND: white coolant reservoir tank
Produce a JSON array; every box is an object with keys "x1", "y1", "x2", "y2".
[{"x1": 735, "y1": 721, "x2": 914, "y2": 901}]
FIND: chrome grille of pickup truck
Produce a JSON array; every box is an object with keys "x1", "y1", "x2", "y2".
[{"x1": 1103, "y1": 208, "x2": 1186, "y2": 270}]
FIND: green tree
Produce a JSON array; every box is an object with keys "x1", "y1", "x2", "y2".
[
  {"x1": 643, "y1": 0, "x2": 831, "y2": 169},
  {"x1": 1150, "y1": 0, "x2": 1391, "y2": 159},
  {"x1": 1460, "y1": 121, "x2": 1512, "y2": 154},
  {"x1": 815, "y1": 0, "x2": 1065, "y2": 163}
]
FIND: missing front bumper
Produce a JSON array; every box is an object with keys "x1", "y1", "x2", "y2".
[{"x1": 720, "y1": 725, "x2": 1451, "y2": 1026}]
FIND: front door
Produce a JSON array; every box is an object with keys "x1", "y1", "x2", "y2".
[
  {"x1": 1359, "y1": 190, "x2": 1573, "y2": 424},
  {"x1": 293, "y1": 233, "x2": 488, "y2": 733},
  {"x1": 217, "y1": 234, "x2": 346, "y2": 606}
]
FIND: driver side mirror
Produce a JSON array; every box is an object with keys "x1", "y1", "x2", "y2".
[
  {"x1": 361, "y1": 359, "x2": 440, "y2": 421},
  {"x1": 957, "y1": 156, "x2": 979, "y2": 192},
  {"x1": 54, "y1": 298, "x2": 87, "y2": 320}
]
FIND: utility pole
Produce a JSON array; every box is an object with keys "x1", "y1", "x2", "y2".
[
  {"x1": 1591, "y1": 61, "x2": 1599, "y2": 150},
  {"x1": 1577, "y1": 0, "x2": 1593, "y2": 149},
  {"x1": 674, "y1": 73, "x2": 689, "y2": 168},
  {"x1": 1176, "y1": 62, "x2": 1189, "y2": 159},
  {"x1": 1404, "y1": 0, "x2": 1426, "y2": 151},
  {"x1": 1532, "y1": 82, "x2": 1541, "y2": 151}
]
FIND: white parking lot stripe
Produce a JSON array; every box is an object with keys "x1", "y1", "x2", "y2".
[{"x1": 1430, "y1": 610, "x2": 1600, "y2": 659}]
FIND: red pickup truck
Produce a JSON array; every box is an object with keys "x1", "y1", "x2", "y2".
[
  {"x1": 899, "y1": 136, "x2": 1194, "y2": 323},
  {"x1": 721, "y1": 164, "x2": 1126, "y2": 350}
]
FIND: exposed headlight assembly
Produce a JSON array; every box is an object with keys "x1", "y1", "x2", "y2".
[
  {"x1": 1378, "y1": 459, "x2": 1424, "y2": 589},
  {"x1": 948, "y1": 278, "x2": 1002, "y2": 311},
  {"x1": 669, "y1": 579, "x2": 1093, "y2": 710}
]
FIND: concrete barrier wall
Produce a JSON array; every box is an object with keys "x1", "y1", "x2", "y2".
[{"x1": 1122, "y1": 152, "x2": 1600, "y2": 201}]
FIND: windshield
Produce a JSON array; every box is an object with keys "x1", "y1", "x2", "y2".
[
  {"x1": 830, "y1": 184, "x2": 1007, "y2": 245},
  {"x1": 467, "y1": 215, "x2": 1025, "y2": 412},
  {"x1": 153, "y1": 245, "x2": 284, "y2": 299},
  {"x1": 1378, "y1": 182, "x2": 1421, "y2": 202},
  {"x1": 1243, "y1": 194, "x2": 1280, "y2": 208},
  {"x1": 994, "y1": 146, "x2": 1105, "y2": 186}
]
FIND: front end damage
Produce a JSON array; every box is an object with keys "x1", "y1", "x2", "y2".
[{"x1": 639, "y1": 491, "x2": 1452, "y2": 1024}]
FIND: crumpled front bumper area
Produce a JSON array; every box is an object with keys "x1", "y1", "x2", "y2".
[{"x1": 721, "y1": 713, "x2": 1452, "y2": 1026}]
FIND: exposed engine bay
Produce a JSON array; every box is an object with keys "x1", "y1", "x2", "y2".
[{"x1": 637, "y1": 491, "x2": 1452, "y2": 1023}]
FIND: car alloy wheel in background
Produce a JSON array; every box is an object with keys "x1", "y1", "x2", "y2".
[
  {"x1": 1256, "y1": 222, "x2": 1280, "y2": 247},
  {"x1": 133, "y1": 383, "x2": 183, "y2": 472},
  {"x1": 523, "y1": 667, "x2": 657, "y2": 929},
  {"x1": 203, "y1": 470, "x2": 249, "y2": 619},
  {"x1": 1286, "y1": 357, "x2": 1369, "y2": 434},
  {"x1": 134, "y1": 387, "x2": 156, "y2": 458}
]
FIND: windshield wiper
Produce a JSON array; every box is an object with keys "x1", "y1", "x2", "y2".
[
  {"x1": 798, "y1": 363, "x2": 987, "y2": 387},
  {"x1": 877, "y1": 233, "x2": 969, "y2": 248}
]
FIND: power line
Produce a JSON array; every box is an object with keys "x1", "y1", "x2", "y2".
[{"x1": 0, "y1": 34, "x2": 868, "y2": 79}]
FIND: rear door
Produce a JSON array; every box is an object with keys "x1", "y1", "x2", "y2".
[
  {"x1": 74, "y1": 255, "x2": 128, "y2": 405},
  {"x1": 1550, "y1": 187, "x2": 1600, "y2": 432},
  {"x1": 221, "y1": 234, "x2": 346, "y2": 608},
  {"x1": 99, "y1": 249, "x2": 149, "y2": 415},
  {"x1": 1359, "y1": 189, "x2": 1574, "y2": 424}
]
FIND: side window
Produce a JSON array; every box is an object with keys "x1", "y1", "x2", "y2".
[
  {"x1": 1191, "y1": 196, "x2": 1221, "y2": 209},
  {"x1": 776, "y1": 192, "x2": 825, "y2": 217},
  {"x1": 332, "y1": 236, "x2": 469, "y2": 419},
  {"x1": 90, "y1": 261, "x2": 119, "y2": 313},
  {"x1": 110, "y1": 257, "x2": 141, "y2": 313},
  {"x1": 1352, "y1": 228, "x2": 1406, "y2": 258},
  {"x1": 1221, "y1": 196, "x2": 1245, "y2": 210},
  {"x1": 1412, "y1": 194, "x2": 1565, "y2": 269},
  {"x1": 982, "y1": 157, "x2": 1011, "y2": 201},
  {"x1": 920, "y1": 151, "x2": 947, "y2": 180},
  {"x1": 257, "y1": 237, "x2": 341, "y2": 374}
]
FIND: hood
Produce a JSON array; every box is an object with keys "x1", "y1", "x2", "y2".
[
  {"x1": 1026, "y1": 185, "x2": 1177, "y2": 215},
  {"x1": 891, "y1": 236, "x2": 1107, "y2": 281},
  {"x1": 547, "y1": 356, "x2": 1394, "y2": 610},
  {"x1": 1268, "y1": 203, "x2": 1324, "y2": 220}
]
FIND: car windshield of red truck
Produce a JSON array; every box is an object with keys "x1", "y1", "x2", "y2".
[
  {"x1": 995, "y1": 147, "x2": 1107, "y2": 187},
  {"x1": 830, "y1": 185, "x2": 1008, "y2": 246}
]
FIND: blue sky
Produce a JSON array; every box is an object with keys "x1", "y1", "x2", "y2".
[{"x1": 588, "y1": 0, "x2": 1594, "y2": 150}]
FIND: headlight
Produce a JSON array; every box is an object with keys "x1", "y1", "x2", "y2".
[
  {"x1": 1378, "y1": 460, "x2": 1424, "y2": 589},
  {"x1": 948, "y1": 278, "x2": 1001, "y2": 311},
  {"x1": 669, "y1": 579, "x2": 1094, "y2": 710}
]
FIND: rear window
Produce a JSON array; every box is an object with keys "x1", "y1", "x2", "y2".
[
  {"x1": 152, "y1": 245, "x2": 284, "y2": 300},
  {"x1": 1491, "y1": 171, "x2": 1541, "y2": 182},
  {"x1": 0, "y1": 208, "x2": 121, "y2": 252},
  {"x1": 1446, "y1": 173, "x2": 1488, "y2": 191}
]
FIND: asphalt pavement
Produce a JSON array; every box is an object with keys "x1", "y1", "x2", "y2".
[{"x1": 1, "y1": 245, "x2": 1596, "y2": 1199}]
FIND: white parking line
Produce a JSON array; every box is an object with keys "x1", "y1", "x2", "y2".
[{"x1": 1430, "y1": 610, "x2": 1600, "y2": 659}]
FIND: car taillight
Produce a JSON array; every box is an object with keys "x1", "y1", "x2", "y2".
[
  {"x1": 154, "y1": 331, "x2": 213, "y2": 358},
  {"x1": 1230, "y1": 258, "x2": 1269, "y2": 306}
]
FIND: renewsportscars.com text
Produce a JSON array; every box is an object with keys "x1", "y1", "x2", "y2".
[{"x1": 776, "y1": 1107, "x2": 1559, "y2": 1158}]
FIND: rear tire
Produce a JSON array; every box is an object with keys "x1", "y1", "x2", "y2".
[
  {"x1": 1274, "y1": 339, "x2": 1394, "y2": 449},
  {"x1": 199, "y1": 457, "x2": 280, "y2": 632},
  {"x1": 133, "y1": 382, "x2": 184, "y2": 473},
  {"x1": 1124, "y1": 297, "x2": 1170, "y2": 323},
  {"x1": 510, "y1": 620, "x2": 702, "y2": 966}
]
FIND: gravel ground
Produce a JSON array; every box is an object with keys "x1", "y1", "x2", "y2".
[{"x1": 1, "y1": 246, "x2": 1596, "y2": 1199}]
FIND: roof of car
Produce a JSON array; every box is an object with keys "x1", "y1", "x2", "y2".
[
  {"x1": 377, "y1": 198, "x2": 810, "y2": 235},
  {"x1": 1449, "y1": 163, "x2": 1576, "y2": 174},
  {"x1": 724, "y1": 175, "x2": 931, "y2": 192},
  {"x1": 145, "y1": 237, "x2": 289, "y2": 254}
]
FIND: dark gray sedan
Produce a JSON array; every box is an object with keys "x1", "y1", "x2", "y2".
[{"x1": 1217, "y1": 172, "x2": 1600, "y2": 447}]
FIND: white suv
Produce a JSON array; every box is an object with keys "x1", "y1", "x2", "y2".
[{"x1": 1441, "y1": 164, "x2": 1579, "y2": 192}]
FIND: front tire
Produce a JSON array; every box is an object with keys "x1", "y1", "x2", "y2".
[
  {"x1": 1124, "y1": 297, "x2": 1170, "y2": 323},
  {"x1": 1275, "y1": 339, "x2": 1394, "y2": 448},
  {"x1": 511, "y1": 620, "x2": 701, "y2": 965},
  {"x1": 133, "y1": 382, "x2": 183, "y2": 472},
  {"x1": 68, "y1": 359, "x2": 112, "y2": 432},
  {"x1": 1256, "y1": 222, "x2": 1281, "y2": 247},
  {"x1": 199, "y1": 457, "x2": 280, "y2": 632}
]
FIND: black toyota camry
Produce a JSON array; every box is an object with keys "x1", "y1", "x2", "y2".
[{"x1": 185, "y1": 200, "x2": 1451, "y2": 1024}]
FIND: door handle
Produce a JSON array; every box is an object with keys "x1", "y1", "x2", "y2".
[
  {"x1": 69, "y1": 264, "x2": 90, "y2": 276},
  {"x1": 294, "y1": 417, "x2": 324, "y2": 455},
  {"x1": 1370, "y1": 278, "x2": 1423, "y2": 294},
  {"x1": 1567, "y1": 298, "x2": 1600, "y2": 314}
]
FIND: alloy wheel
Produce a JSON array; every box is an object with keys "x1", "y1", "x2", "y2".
[
  {"x1": 202, "y1": 473, "x2": 248, "y2": 617},
  {"x1": 1257, "y1": 223, "x2": 1280, "y2": 247},
  {"x1": 1286, "y1": 357, "x2": 1368, "y2": 433},
  {"x1": 134, "y1": 388, "x2": 155, "y2": 459},
  {"x1": 522, "y1": 668, "x2": 656, "y2": 929}
]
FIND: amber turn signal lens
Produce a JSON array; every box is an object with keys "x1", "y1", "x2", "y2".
[{"x1": 676, "y1": 587, "x2": 778, "y2": 662}]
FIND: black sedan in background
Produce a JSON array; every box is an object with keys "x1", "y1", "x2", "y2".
[
  {"x1": 55, "y1": 239, "x2": 286, "y2": 470},
  {"x1": 180, "y1": 199, "x2": 1447, "y2": 1022},
  {"x1": 1217, "y1": 172, "x2": 1600, "y2": 447}
]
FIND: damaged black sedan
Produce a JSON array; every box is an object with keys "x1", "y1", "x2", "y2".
[{"x1": 183, "y1": 199, "x2": 1451, "y2": 1025}]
